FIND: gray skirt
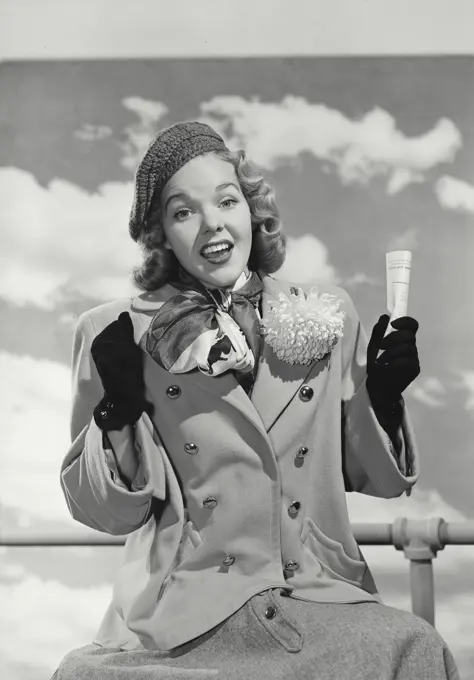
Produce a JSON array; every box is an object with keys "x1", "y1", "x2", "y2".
[{"x1": 53, "y1": 588, "x2": 459, "y2": 680}]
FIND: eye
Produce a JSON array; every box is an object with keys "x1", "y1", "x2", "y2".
[
  {"x1": 220, "y1": 198, "x2": 238, "y2": 209},
  {"x1": 174, "y1": 208, "x2": 192, "y2": 221}
]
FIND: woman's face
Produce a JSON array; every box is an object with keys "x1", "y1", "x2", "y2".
[{"x1": 160, "y1": 154, "x2": 253, "y2": 289}]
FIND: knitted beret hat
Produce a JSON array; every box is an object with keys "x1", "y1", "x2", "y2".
[{"x1": 129, "y1": 121, "x2": 229, "y2": 241}]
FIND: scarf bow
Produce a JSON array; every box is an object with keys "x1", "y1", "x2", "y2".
[{"x1": 146, "y1": 269, "x2": 264, "y2": 393}]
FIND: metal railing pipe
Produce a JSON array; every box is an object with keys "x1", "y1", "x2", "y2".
[
  {"x1": 2, "y1": 520, "x2": 474, "y2": 547},
  {"x1": 2, "y1": 518, "x2": 474, "y2": 628}
]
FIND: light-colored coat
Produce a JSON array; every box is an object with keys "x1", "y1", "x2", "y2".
[{"x1": 60, "y1": 273, "x2": 419, "y2": 652}]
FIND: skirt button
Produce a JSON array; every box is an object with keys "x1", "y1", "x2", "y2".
[{"x1": 265, "y1": 606, "x2": 276, "y2": 619}]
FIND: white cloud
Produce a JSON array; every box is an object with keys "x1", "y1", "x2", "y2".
[
  {"x1": 2, "y1": 94, "x2": 461, "y2": 312},
  {"x1": 410, "y1": 376, "x2": 447, "y2": 408},
  {"x1": 201, "y1": 96, "x2": 462, "y2": 193},
  {"x1": 0, "y1": 167, "x2": 140, "y2": 308},
  {"x1": 273, "y1": 234, "x2": 339, "y2": 284},
  {"x1": 387, "y1": 227, "x2": 419, "y2": 252},
  {"x1": 120, "y1": 96, "x2": 169, "y2": 172},
  {"x1": 0, "y1": 562, "x2": 27, "y2": 579},
  {"x1": 0, "y1": 167, "x2": 338, "y2": 310},
  {"x1": 0, "y1": 98, "x2": 173, "y2": 311},
  {"x1": 347, "y1": 485, "x2": 466, "y2": 524},
  {"x1": 344, "y1": 272, "x2": 379, "y2": 287},
  {"x1": 386, "y1": 168, "x2": 425, "y2": 195},
  {"x1": 0, "y1": 351, "x2": 78, "y2": 524},
  {"x1": 74, "y1": 123, "x2": 113, "y2": 142},
  {"x1": 0, "y1": 575, "x2": 111, "y2": 679},
  {"x1": 435, "y1": 175, "x2": 474, "y2": 214}
]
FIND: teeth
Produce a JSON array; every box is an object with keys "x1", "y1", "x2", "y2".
[{"x1": 202, "y1": 243, "x2": 231, "y2": 255}]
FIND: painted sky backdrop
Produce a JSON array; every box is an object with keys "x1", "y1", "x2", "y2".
[{"x1": 0, "y1": 56, "x2": 473, "y2": 679}]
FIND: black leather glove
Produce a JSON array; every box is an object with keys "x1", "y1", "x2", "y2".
[
  {"x1": 90, "y1": 311, "x2": 153, "y2": 431},
  {"x1": 366, "y1": 314, "x2": 420, "y2": 433}
]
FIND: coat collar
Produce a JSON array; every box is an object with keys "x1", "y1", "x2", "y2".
[{"x1": 131, "y1": 272, "x2": 320, "y2": 433}]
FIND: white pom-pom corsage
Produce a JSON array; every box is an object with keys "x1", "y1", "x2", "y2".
[{"x1": 260, "y1": 286, "x2": 346, "y2": 365}]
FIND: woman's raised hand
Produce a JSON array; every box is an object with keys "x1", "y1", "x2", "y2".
[{"x1": 91, "y1": 311, "x2": 153, "y2": 431}]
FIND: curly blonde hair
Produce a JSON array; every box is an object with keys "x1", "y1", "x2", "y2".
[{"x1": 131, "y1": 149, "x2": 286, "y2": 291}]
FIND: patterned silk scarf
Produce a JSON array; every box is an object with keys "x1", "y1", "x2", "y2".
[{"x1": 146, "y1": 267, "x2": 264, "y2": 394}]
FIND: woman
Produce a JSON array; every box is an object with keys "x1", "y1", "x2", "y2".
[{"x1": 54, "y1": 121, "x2": 459, "y2": 679}]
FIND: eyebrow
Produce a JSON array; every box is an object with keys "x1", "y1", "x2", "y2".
[
  {"x1": 164, "y1": 192, "x2": 186, "y2": 212},
  {"x1": 216, "y1": 182, "x2": 240, "y2": 192},
  {"x1": 164, "y1": 182, "x2": 240, "y2": 212}
]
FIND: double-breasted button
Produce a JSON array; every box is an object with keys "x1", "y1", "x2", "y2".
[
  {"x1": 265, "y1": 606, "x2": 276, "y2": 619},
  {"x1": 166, "y1": 385, "x2": 181, "y2": 399},
  {"x1": 99, "y1": 410, "x2": 108, "y2": 420},
  {"x1": 222, "y1": 555, "x2": 235, "y2": 567},
  {"x1": 288, "y1": 501, "x2": 301, "y2": 518},
  {"x1": 296, "y1": 446, "x2": 308, "y2": 459},
  {"x1": 299, "y1": 385, "x2": 314, "y2": 402},
  {"x1": 203, "y1": 497, "x2": 218, "y2": 509},
  {"x1": 184, "y1": 443, "x2": 199, "y2": 455},
  {"x1": 284, "y1": 560, "x2": 300, "y2": 572}
]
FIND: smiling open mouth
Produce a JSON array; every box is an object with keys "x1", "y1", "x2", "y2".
[{"x1": 200, "y1": 241, "x2": 234, "y2": 262}]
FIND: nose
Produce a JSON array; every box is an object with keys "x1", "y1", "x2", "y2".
[{"x1": 202, "y1": 208, "x2": 224, "y2": 233}]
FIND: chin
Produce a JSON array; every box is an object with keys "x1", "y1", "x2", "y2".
[
  {"x1": 199, "y1": 262, "x2": 245, "y2": 289},
  {"x1": 202, "y1": 272, "x2": 240, "y2": 289}
]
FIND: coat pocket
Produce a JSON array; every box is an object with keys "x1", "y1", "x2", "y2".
[
  {"x1": 155, "y1": 519, "x2": 204, "y2": 604},
  {"x1": 173, "y1": 520, "x2": 204, "y2": 569},
  {"x1": 301, "y1": 517, "x2": 366, "y2": 587}
]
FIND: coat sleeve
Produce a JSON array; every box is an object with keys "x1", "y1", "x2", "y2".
[
  {"x1": 60, "y1": 310, "x2": 158, "y2": 535},
  {"x1": 339, "y1": 290, "x2": 419, "y2": 498}
]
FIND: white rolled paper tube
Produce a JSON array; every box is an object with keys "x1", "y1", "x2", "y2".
[{"x1": 385, "y1": 251, "x2": 412, "y2": 336}]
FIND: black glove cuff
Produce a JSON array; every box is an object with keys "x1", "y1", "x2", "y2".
[
  {"x1": 93, "y1": 395, "x2": 151, "y2": 432},
  {"x1": 371, "y1": 395, "x2": 403, "y2": 416}
]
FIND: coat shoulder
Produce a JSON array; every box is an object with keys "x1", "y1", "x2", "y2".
[
  {"x1": 264, "y1": 275, "x2": 357, "y2": 317},
  {"x1": 76, "y1": 285, "x2": 179, "y2": 343},
  {"x1": 77, "y1": 298, "x2": 134, "y2": 334}
]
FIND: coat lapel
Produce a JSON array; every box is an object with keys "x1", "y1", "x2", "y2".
[{"x1": 131, "y1": 274, "x2": 321, "y2": 437}]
